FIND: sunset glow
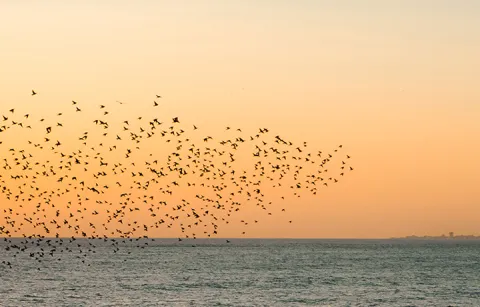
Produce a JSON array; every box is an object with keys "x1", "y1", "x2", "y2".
[{"x1": 1, "y1": 1, "x2": 479, "y2": 238}]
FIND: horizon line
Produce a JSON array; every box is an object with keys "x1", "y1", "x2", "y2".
[{"x1": 3, "y1": 236, "x2": 480, "y2": 240}]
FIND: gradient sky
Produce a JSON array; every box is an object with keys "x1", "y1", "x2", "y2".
[{"x1": 1, "y1": 1, "x2": 479, "y2": 238}]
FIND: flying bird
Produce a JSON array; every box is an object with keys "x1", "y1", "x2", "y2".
[{"x1": 0, "y1": 89, "x2": 352, "y2": 269}]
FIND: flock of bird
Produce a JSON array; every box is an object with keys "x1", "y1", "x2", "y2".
[{"x1": 0, "y1": 90, "x2": 353, "y2": 268}]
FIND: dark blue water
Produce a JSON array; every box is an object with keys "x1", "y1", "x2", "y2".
[{"x1": 1, "y1": 239, "x2": 479, "y2": 306}]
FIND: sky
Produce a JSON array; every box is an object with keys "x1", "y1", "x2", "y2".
[{"x1": 0, "y1": 1, "x2": 479, "y2": 238}]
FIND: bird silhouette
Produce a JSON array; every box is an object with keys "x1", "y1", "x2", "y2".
[{"x1": 0, "y1": 90, "x2": 353, "y2": 269}]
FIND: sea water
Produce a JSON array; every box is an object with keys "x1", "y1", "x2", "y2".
[{"x1": 1, "y1": 239, "x2": 479, "y2": 306}]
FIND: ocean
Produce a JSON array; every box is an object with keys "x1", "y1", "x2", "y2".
[{"x1": 1, "y1": 239, "x2": 479, "y2": 306}]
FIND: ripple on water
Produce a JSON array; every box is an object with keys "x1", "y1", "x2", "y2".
[{"x1": 1, "y1": 239, "x2": 480, "y2": 306}]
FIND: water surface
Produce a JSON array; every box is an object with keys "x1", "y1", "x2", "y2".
[{"x1": 1, "y1": 239, "x2": 479, "y2": 306}]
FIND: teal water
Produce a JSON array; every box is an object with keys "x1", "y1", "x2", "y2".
[{"x1": 1, "y1": 239, "x2": 479, "y2": 306}]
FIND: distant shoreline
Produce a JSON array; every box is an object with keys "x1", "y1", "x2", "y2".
[{"x1": 390, "y1": 235, "x2": 480, "y2": 240}]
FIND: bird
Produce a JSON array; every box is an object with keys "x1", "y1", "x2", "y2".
[
  {"x1": 31, "y1": 90, "x2": 37, "y2": 96},
  {"x1": 0, "y1": 89, "x2": 353, "y2": 269}
]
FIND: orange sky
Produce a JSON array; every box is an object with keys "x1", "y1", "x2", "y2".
[{"x1": 0, "y1": 1, "x2": 479, "y2": 238}]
